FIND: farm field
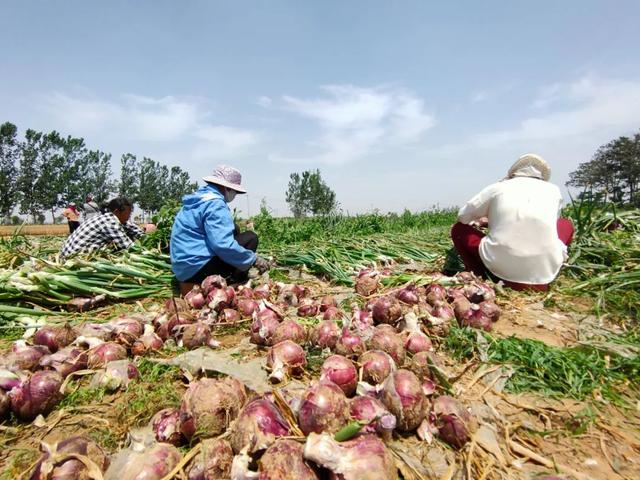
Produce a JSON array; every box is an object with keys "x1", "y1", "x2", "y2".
[{"x1": 0, "y1": 207, "x2": 639, "y2": 480}]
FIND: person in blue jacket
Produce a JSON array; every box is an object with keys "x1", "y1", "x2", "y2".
[{"x1": 170, "y1": 165, "x2": 269, "y2": 295}]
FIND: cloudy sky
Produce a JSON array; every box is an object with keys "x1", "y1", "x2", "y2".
[{"x1": 2, "y1": 1, "x2": 639, "y2": 215}]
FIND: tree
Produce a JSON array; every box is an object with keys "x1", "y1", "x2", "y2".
[
  {"x1": 285, "y1": 169, "x2": 338, "y2": 218},
  {"x1": 119, "y1": 153, "x2": 139, "y2": 200},
  {"x1": 137, "y1": 157, "x2": 165, "y2": 218},
  {"x1": 18, "y1": 129, "x2": 45, "y2": 223},
  {"x1": 0, "y1": 122, "x2": 19, "y2": 223},
  {"x1": 166, "y1": 166, "x2": 197, "y2": 202}
]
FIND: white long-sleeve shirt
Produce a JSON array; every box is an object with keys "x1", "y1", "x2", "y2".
[{"x1": 457, "y1": 177, "x2": 566, "y2": 284}]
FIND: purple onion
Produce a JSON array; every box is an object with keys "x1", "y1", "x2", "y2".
[
  {"x1": 298, "y1": 381, "x2": 349, "y2": 435},
  {"x1": 425, "y1": 284, "x2": 447, "y2": 305},
  {"x1": 131, "y1": 328, "x2": 164, "y2": 356},
  {"x1": 403, "y1": 330, "x2": 433, "y2": 354},
  {"x1": 185, "y1": 286, "x2": 207, "y2": 309},
  {"x1": 319, "y1": 295, "x2": 337, "y2": 312},
  {"x1": 259, "y1": 439, "x2": 319, "y2": 479},
  {"x1": 180, "y1": 377, "x2": 247, "y2": 440},
  {"x1": 360, "y1": 350, "x2": 396, "y2": 385},
  {"x1": 303, "y1": 433, "x2": 396, "y2": 480},
  {"x1": 310, "y1": 320, "x2": 341, "y2": 349},
  {"x1": 10, "y1": 371, "x2": 63, "y2": 421},
  {"x1": 351, "y1": 307, "x2": 374, "y2": 334},
  {"x1": 464, "y1": 282, "x2": 496, "y2": 303},
  {"x1": 479, "y1": 301, "x2": 501, "y2": 321},
  {"x1": 355, "y1": 270, "x2": 379, "y2": 296},
  {"x1": 220, "y1": 308, "x2": 240, "y2": 323},
  {"x1": 334, "y1": 327, "x2": 365, "y2": 358},
  {"x1": 368, "y1": 325, "x2": 406, "y2": 365},
  {"x1": 238, "y1": 298, "x2": 259, "y2": 317},
  {"x1": 396, "y1": 285, "x2": 420, "y2": 305},
  {"x1": 108, "y1": 316, "x2": 144, "y2": 338},
  {"x1": 181, "y1": 322, "x2": 214, "y2": 349},
  {"x1": 272, "y1": 319, "x2": 307, "y2": 345},
  {"x1": 33, "y1": 324, "x2": 77, "y2": 353},
  {"x1": 371, "y1": 296, "x2": 402, "y2": 325},
  {"x1": 0, "y1": 369, "x2": 24, "y2": 391},
  {"x1": 39, "y1": 346, "x2": 88, "y2": 378},
  {"x1": 349, "y1": 395, "x2": 397, "y2": 440},
  {"x1": 380, "y1": 369, "x2": 426, "y2": 432},
  {"x1": 207, "y1": 287, "x2": 234, "y2": 312},
  {"x1": 186, "y1": 438, "x2": 233, "y2": 480},
  {"x1": 7, "y1": 341, "x2": 50, "y2": 371},
  {"x1": 151, "y1": 408, "x2": 184, "y2": 446},
  {"x1": 250, "y1": 311, "x2": 280, "y2": 346},
  {"x1": 446, "y1": 286, "x2": 467, "y2": 303},
  {"x1": 432, "y1": 395, "x2": 478, "y2": 448},
  {"x1": 229, "y1": 398, "x2": 290, "y2": 454},
  {"x1": 322, "y1": 306, "x2": 343, "y2": 321},
  {"x1": 320, "y1": 355, "x2": 358, "y2": 397},
  {"x1": 432, "y1": 300, "x2": 455, "y2": 321},
  {"x1": 297, "y1": 298, "x2": 319, "y2": 317},
  {"x1": 201, "y1": 274, "x2": 227, "y2": 294},
  {"x1": 29, "y1": 436, "x2": 109, "y2": 480},
  {"x1": 104, "y1": 442, "x2": 181, "y2": 479},
  {"x1": 254, "y1": 283, "x2": 271, "y2": 299},
  {"x1": 87, "y1": 342, "x2": 127, "y2": 368},
  {"x1": 408, "y1": 351, "x2": 433, "y2": 381},
  {"x1": 93, "y1": 360, "x2": 139, "y2": 391},
  {"x1": 453, "y1": 298, "x2": 493, "y2": 331},
  {"x1": 266, "y1": 341, "x2": 307, "y2": 383}
]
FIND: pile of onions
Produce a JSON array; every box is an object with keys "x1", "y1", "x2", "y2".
[
  {"x1": 151, "y1": 408, "x2": 184, "y2": 446},
  {"x1": 180, "y1": 377, "x2": 246, "y2": 440},
  {"x1": 310, "y1": 320, "x2": 340, "y2": 349},
  {"x1": 10, "y1": 370, "x2": 63, "y2": 421},
  {"x1": 266, "y1": 341, "x2": 306, "y2": 383},
  {"x1": 350, "y1": 395, "x2": 397, "y2": 440},
  {"x1": 29, "y1": 436, "x2": 110, "y2": 479},
  {"x1": 186, "y1": 438, "x2": 233, "y2": 480},
  {"x1": 272, "y1": 319, "x2": 306, "y2": 345},
  {"x1": 320, "y1": 355, "x2": 358, "y2": 396},
  {"x1": 360, "y1": 350, "x2": 396, "y2": 385},
  {"x1": 237, "y1": 298, "x2": 259, "y2": 317},
  {"x1": 368, "y1": 325, "x2": 406, "y2": 365},
  {"x1": 298, "y1": 381, "x2": 349, "y2": 435},
  {"x1": 229, "y1": 398, "x2": 290, "y2": 454},
  {"x1": 371, "y1": 296, "x2": 402, "y2": 325},
  {"x1": 201, "y1": 275, "x2": 227, "y2": 294},
  {"x1": 33, "y1": 324, "x2": 77, "y2": 353},
  {"x1": 453, "y1": 297, "x2": 494, "y2": 331},
  {"x1": 250, "y1": 307, "x2": 280, "y2": 346},
  {"x1": 380, "y1": 369, "x2": 425, "y2": 432},
  {"x1": 185, "y1": 286, "x2": 206, "y2": 309},
  {"x1": 207, "y1": 287, "x2": 235, "y2": 312},
  {"x1": 432, "y1": 395, "x2": 478, "y2": 448}
]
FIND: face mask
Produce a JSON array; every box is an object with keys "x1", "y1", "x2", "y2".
[{"x1": 224, "y1": 189, "x2": 237, "y2": 203}]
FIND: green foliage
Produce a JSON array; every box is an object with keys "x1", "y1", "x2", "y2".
[
  {"x1": 119, "y1": 153, "x2": 139, "y2": 200},
  {"x1": 285, "y1": 169, "x2": 338, "y2": 218},
  {"x1": 0, "y1": 122, "x2": 19, "y2": 222},
  {"x1": 141, "y1": 201, "x2": 182, "y2": 250}
]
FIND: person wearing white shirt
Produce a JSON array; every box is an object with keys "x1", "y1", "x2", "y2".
[{"x1": 451, "y1": 154, "x2": 574, "y2": 291}]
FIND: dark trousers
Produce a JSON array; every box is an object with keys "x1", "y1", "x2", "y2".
[
  {"x1": 185, "y1": 231, "x2": 259, "y2": 284},
  {"x1": 68, "y1": 221, "x2": 80, "y2": 233}
]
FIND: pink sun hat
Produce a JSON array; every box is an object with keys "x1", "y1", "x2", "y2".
[{"x1": 202, "y1": 165, "x2": 247, "y2": 193}]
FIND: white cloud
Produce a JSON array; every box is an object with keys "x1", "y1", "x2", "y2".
[
  {"x1": 257, "y1": 96, "x2": 272, "y2": 108},
  {"x1": 274, "y1": 85, "x2": 434, "y2": 165}
]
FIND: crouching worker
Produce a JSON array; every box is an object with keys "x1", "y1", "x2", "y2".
[
  {"x1": 170, "y1": 165, "x2": 269, "y2": 296},
  {"x1": 61, "y1": 197, "x2": 154, "y2": 258},
  {"x1": 451, "y1": 154, "x2": 574, "y2": 291}
]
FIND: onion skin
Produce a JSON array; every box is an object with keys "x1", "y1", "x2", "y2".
[
  {"x1": 254, "y1": 283, "x2": 271, "y2": 299},
  {"x1": 180, "y1": 377, "x2": 246, "y2": 440},
  {"x1": 250, "y1": 313, "x2": 280, "y2": 346},
  {"x1": 272, "y1": 320, "x2": 307, "y2": 345},
  {"x1": 432, "y1": 395, "x2": 478, "y2": 448},
  {"x1": 360, "y1": 350, "x2": 396, "y2": 385},
  {"x1": 266, "y1": 341, "x2": 306, "y2": 383},
  {"x1": 425, "y1": 284, "x2": 447, "y2": 306},
  {"x1": 152, "y1": 408, "x2": 184, "y2": 446},
  {"x1": 402, "y1": 331, "x2": 433, "y2": 354},
  {"x1": 478, "y1": 301, "x2": 501, "y2": 322},
  {"x1": 334, "y1": 328, "x2": 365, "y2": 358},
  {"x1": 238, "y1": 299, "x2": 259, "y2": 317},
  {"x1": 7, "y1": 342, "x2": 51, "y2": 371},
  {"x1": 310, "y1": 320, "x2": 341, "y2": 349},
  {"x1": 298, "y1": 381, "x2": 349, "y2": 435},
  {"x1": 185, "y1": 286, "x2": 206, "y2": 309},
  {"x1": 33, "y1": 325, "x2": 77, "y2": 353},
  {"x1": 207, "y1": 287, "x2": 234, "y2": 312},
  {"x1": 182, "y1": 322, "x2": 213, "y2": 349},
  {"x1": 259, "y1": 439, "x2": 319, "y2": 480},
  {"x1": 87, "y1": 342, "x2": 127, "y2": 369},
  {"x1": 320, "y1": 355, "x2": 358, "y2": 397},
  {"x1": 371, "y1": 297, "x2": 402, "y2": 325},
  {"x1": 229, "y1": 398, "x2": 290, "y2": 454},
  {"x1": 104, "y1": 442, "x2": 182, "y2": 480},
  {"x1": 349, "y1": 396, "x2": 397, "y2": 440},
  {"x1": 303, "y1": 433, "x2": 396, "y2": 480},
  {"x1": 39, "y1": 346, "x2": 88, "y2": 378},
  {"x1": 368, "y1": 325, "x2": 406, "y2": 365},
  {"x1": 355, "y1": 270, "x2": 379, "y2": 296},
  {"x1": 201, "y1": 275, "x2": 227, "y2": 294},
  {"x1": 297, "y1": 299, "x2": 319, "y2": 317},
  {"x1": 319, "y1": 295, "x2": 337, "y2": 312},
  {"x1": 408, "y1": 351, "x2": 433, "y2": 381},
  {"x1": 396, "y1": 285, "x2": 420, "y2": 305},
  {"x1": 131, "y1": 329, "x2": 164, "y2": 356},
  {"x1": 322, "y1": 306, "x2": 343, "y2": 321},
  {"x1": 0, "y1": 390, "x2": 10, "y2": 419},
  {"x1": 186, "y1": 438, "x2": 233, "y2": 480},
  {"x1": 29, "y1": 436, "x2": 110, "y2": 480},
  {"x1": 10, "y1": 370, "x2": 63, "y2": 421},
  {"x1": 380, "y1": 369, "x2": 426, "y2": 432}
]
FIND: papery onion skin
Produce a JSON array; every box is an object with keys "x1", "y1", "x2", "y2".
[
  {"x1": 432, "y1": 395, "x2": 478, "y2": 448},
  {"x1": 229, "y1": 398, "x2": 290, "y2": 454},
  {"x1": 259, "y1": 439, "x2": 319, "y2": 480},
  {"x1": 333, "y1": 328, "x2": 365, "y2": 359},
  {"x1": 298, "y1": 381, "x2": 350, "y2": 435},
  {"x1": 272, "y1": 320, "x2": 306, "y2": 345},
  {"x1": 310, "y1": 320, "x2": 341, "y2": 349},
  {"x1": 186, "y1": 438, "x2": 234, "y2": 480},
  {"x1": 320, "y1": 355, "x2": 358, "y2": 397},
  {"x1": 359, "y1": 350, "x2": 396, "y2": 385},
  {"x1": 87, "y1": 342, "x2": 127, "y2": 369},
  {"x1": 33, "y1": 325, "x2": 77, "y2": 353},
  {"x1": 29, "y1": 436, "x2": 110, "y2": 480},
  {"x1": 371, "y1": 297, "x2": 402, "y2": 325},
  {"x1": 152, "y1": 408, "x2": 184, "y2": 446},
  {"x1": 380, "y1": 369, "x2": 426, "y2": 432}
]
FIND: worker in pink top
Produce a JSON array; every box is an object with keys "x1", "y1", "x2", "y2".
[
  {"x1": 61, "y1": 203, "x2": 81, "y2": 234},
  {"x1": 451, "y1": 154, "x2": 574, "y2": 291}
]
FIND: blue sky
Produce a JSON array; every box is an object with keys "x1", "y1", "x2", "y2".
[{"x1": 2, "y1": 1, "x2": 639, "y2": 215}]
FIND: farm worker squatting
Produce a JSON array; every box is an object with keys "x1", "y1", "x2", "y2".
[
  {"x1": 170, "y1": 164, "x2": 270, "y2": 296},
  {"x1": 61, "y1": 197, "x2": 156, "y2": 258},
  {"x1": 61, "y1": 203, "x2": 80, "y2": 234},
  {"x1": 82, "y1": 195, "x2": 101, "y2": 222},
  {"x1": 451, "y1": 154, "x2": 574, "y2": 291}
]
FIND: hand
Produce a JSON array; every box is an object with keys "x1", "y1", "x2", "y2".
[
  {"x1": 246, "y1": 221, "x2": 255, "y2": 230},
  {"x1": 471, "y1": 217, "x2": 489, "y2": 228},
  {"x1": 253, "y1": 256, "x2": 270, "y2": 273},
  {"x1": 144, "y1": 223, "x2": 157, "y2": 233}
]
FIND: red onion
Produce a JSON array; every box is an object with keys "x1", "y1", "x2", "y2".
[
  {"x1": 186, "y1": 438, "x2": 233, "y2": 480},
  {"x1": 396, "y1": 285, "x2": 420, "y2": 305},
  {"x1": 93, "y1": 360, "x2": 139, "y2": 391},
  {"x1": 446, "y1": 286, "x2": 466, "y2": 303},
  {"x1": 155, "y1": 312, "x2": 195, "y2": 341},
  {"x1": 259, "y1": 439, "x2": 319, "y2": 479},
  {"x1": 104, "y1": 442, "x2": 181, "y2": 480},
  {"x1": 408, "y1": 351, "x2": 433, "y2": 381},
  {"x1": 185, "y1": 286, "x2": 207, "y2": 309},
  {"x1": 33, "y1": 324, "x2": 77, "y2": 353},
  {"x1": 238, "y1": 298, "x2": 259, "y2": 317},
  {"x1": 403, "y1": 331, "x2": 433, "y2": 354},
  {"x1": 478, "y1": 301, "x2": 501, "y2": 321},
  {"x1": 250, "y1": 311, "x2": 280, "y2": 346},
  {"x1": 109, "y1": 316, "x2": 144, "y2": 338},
  {"x1": 303, "y1": 433, "x2": 396, "y2": 480},
  {"x1": 319, "y1": 295, "x2": 337, "y2": 312},
  {"x1": 334, "y1": 327, "x2": 365, "y2": 358},
  {"x1": 277, "y1": 283, "x2": 307, "y2": 306},
  {"x1": 0, "y1": 369, "x2": 24, "y2": 391},
  {"x1": 7, "y1": 341, "x2": 51, "y2": 371},
  {"x1": 266, "y1": 341, "x2": 306, "y2": 383},
  {"x1": 207, "y1": 287, "x2": 234, "y2": 312},
  {"x1": 0, "y1": 390, "x2": 9, "y2": 419},
  {"x1": 151, "y1": 408, "x2": 184, "y2": 446},
  {"x1": 220, "y1": 308, "x2": 240, "y2": 323},
  {"x1": 454, "y1": 298, "x2": 493, "y2": 331},
  {"x1": 371, "y1": 296, "x2": 402, "y2": 325},
  {"x1": 432, "y1": 395, "x2": 478, "y2": 448},
  {"x1": 10, "y1": 370, "x2": 63, "y2": 421},
  {"x1": 298, "y1": 381, "x2": 349, "y2": 435},
  {"x1": 464, "y1": 282, "x2": 496, "y2": 303},
  {"x1": 87, "y1": 342, "x2": 127, "y2": 368},
  {"x1": 297, "y1": 298, "x2": 319, "y2": 317},
  {"x1": 272, "y1": 319, "x2": 307, "y2": 345},
  {"x1": 29, "y1": 436, "x2": 110, "y2": 480},
  {"x1": 201, "y1": 274, "x2": 227, "y2": 294},
  {"x1": 310, "y1": 320, "x2": 341, "y2": 349},
  {"x1": 355, "y1": 269, "x2": 379, "y2": 296},
  {"x1": 39, "y1": 346, "x2": 88, "y2": 378},
  {"x1": 368, "y1": 325, "x2": 406, "y2": 365},
  {"x1": 351, "y1": 306, "x2": 374, "y2": 334},
  {"x1": 164, "y1": 297, "x2": 190, "y2": 312},
  {"x1": 360, "y1": 350, "x2": 396, "y2": 385},
  {"x1": 380, "y1": 369, "x2": 425, "y2": 431},
  {"x1": 320, "y1": 355, "x2": 358, "y2": 396},
  {"x1": 349, "y1": 395, "x2": 397, "y2": 440},
  {"x1": 432, "y1": 300, "x2": 455, "y2": 321},
  {"x1": 254, "y1": 283, "x2": 271, "y2": 299},
  {"x1": 180, "y1": 377, "x2": 246, "y2": 440},
  {"x1": 229, "y1": 398, "x2": 290, "y2": 454},
  {"x1": 322, "y1": 306, "x2": 342, "y2": 321},
  {"x1": 131, "y1": 326, "x2": 164, "y2": 356},
  {"x1": 425, "y1": 284, "x2": 447, "y2": 305}
]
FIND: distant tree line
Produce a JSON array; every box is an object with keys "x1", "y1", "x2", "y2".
[
  {"x1": 567, "y1": 131, "x2": 640, "y2": 205},
  {"x1": 0, "y1": 122, "x2": 197, "y2": 224}
]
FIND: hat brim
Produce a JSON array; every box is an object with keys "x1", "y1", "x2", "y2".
[
  {"x1": 507, "y1": 155, "x2": 551, "y2": 181},
  {"x1": 202, "y1": 176, "x2": 247, "y2": 193}
]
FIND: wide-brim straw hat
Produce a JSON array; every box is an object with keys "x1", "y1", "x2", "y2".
[
  {"x1": 202, "y1": 165, "x2": 247, "y2": 193},
  {"x1": 507, "y1": 154, "x2": 551, "y2": 181}
]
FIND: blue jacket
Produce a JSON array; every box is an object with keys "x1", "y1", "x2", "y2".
[{"x1": 170, "y1": 185, "x2": 257, "y2": 281}]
